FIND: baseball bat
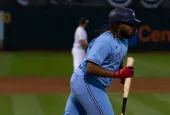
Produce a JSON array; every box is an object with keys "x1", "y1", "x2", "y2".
[{"x1": 121, "y1": 57, "x2": 134, "y2": 115}]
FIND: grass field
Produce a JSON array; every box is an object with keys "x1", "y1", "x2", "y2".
[
  {"x1": 0, "y1": 52, "x2": 170, "y2": 77},
  {"x1": 0, "y1": 52, "x2": 170, "y2": 115},
  {"x1": 1, "y1": 93, "x2": 170, "y2": 115}
]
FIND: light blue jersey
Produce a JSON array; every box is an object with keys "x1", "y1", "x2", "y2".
[
  {"x1": 77, "y1": 31, "x2": 128, "y2": 87},
  {"x1": 64, "y1": 31, "x2": 128, "y2": 115},
  {"x1": 64, "y1": 7, "x2": 139, "y2": 115}
]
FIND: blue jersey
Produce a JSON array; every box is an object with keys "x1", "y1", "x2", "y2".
[{"x1": 76, "y1": 31, "x2": 128, "y2": 87}]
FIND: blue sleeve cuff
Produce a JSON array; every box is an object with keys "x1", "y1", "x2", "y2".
[{"x1": 86, "y1": 59, "x2": 100, "y2": 65}]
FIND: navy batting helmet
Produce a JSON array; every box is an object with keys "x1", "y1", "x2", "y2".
[{"x1": 109, "y1": 7, "x2": 140, "y2": 24}]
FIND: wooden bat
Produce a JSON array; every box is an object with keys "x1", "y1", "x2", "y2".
[{"x1": 121, "y1": 57, "x2": 134, "y2": 115}]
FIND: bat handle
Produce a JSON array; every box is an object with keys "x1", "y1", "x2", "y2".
[{"x1": 121, "y1": 97, "x2": 128, "y2": 115}]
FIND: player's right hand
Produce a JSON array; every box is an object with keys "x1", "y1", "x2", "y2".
[{"x1": 114, "y1": 66, "x2": 134, "y2": 78}]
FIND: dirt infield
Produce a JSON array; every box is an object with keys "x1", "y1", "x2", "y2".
[{"x1": 0, "y1": 77, "x2": 169, "y2": 94}]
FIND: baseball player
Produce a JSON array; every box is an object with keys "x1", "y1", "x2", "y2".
[
  {"x1": 64, "y1": 7, "x2": 140, "y2": 115},
  {"x1": 72, "y1": 17, "x2": 89, "y2": 72}
]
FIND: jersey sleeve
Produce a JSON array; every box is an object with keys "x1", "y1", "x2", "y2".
[{"x1": 86, "y1": 41, "x2": 111, "y2": 65}]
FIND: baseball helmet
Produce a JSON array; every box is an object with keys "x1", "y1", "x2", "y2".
[{"x1": 109, "y1": 7, "x2": 141, "y2": 24}]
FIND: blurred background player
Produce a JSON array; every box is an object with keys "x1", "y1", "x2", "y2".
[{"x1": 72, "y1": 17, "x2": 89, "y2": 72}]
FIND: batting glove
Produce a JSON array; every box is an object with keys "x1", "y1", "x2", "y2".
[{"x1": 114, "y1": 66, "x2": 134, "y2": 78}]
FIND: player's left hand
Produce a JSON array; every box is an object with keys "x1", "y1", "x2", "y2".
[{"x1": 114, "y1": 66, "x2": 134, "y2": 78}]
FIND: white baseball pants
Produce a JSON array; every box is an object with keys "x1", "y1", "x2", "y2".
[{"x1": 71, "y1": 47, "x2": 86, "y2": 72}]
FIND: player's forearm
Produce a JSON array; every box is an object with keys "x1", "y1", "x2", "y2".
[
  {"x1": 86, "y1": 61, "x2": 115, "y2": 78},
  {"x1": 80, "y1": 40, "x2": 88, "y2": 48},
  {"x1": 82, "y1": 43, "x2": 88, "y2": 48}
]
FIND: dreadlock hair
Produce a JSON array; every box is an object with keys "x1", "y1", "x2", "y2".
[
  {"x1": 108, "y1": 21, "x2": 121, "y2": 36},
  {"x1": 96, "y1": 21, "x2": 121, "y2": 35},
  {"x1": 95, "y1": 24, "x2": 109, "y2": 34}
]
